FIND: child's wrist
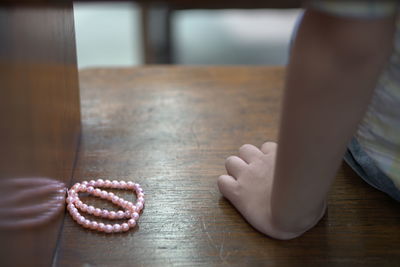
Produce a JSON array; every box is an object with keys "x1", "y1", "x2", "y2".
[{"x1": 267, "y1": 201, "x2": 327, "y2": 240}]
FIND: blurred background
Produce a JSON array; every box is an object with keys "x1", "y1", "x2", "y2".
[{"x1": 73, "y1": 2, "x2": 302, "y2": 68}]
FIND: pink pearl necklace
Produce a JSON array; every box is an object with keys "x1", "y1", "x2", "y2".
[{"x1": 66, "y1": 179, "x2": 144, "y2": 233}]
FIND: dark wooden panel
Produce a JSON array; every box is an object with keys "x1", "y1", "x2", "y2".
[
  {"x1": 0, "y1": 3, "x2": 80, "y2": 267},
  {"x1": 2, "y1": 0, "x2": 301, "y2": 9},
  {"x1": 141, "y1": 3, "x2": 173, "y2": 64},
  {"x1": 55, "y1": 67, "x2": 399, "y2": 266},
  {"x1": 147, "y1": 0, "x2": 302, "y2": 10}
]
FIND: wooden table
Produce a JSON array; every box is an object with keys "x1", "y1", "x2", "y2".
[
  {"x1": 53, "y1": 66, "x2": 400, "y2": 266},
  {"x1": 2, "y1": 1, "x2": 398, "y2": 266}
]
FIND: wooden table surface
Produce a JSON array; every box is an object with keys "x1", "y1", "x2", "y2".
[{"x1": 54, "y1": 66, "x2": 400, "y2": 266}]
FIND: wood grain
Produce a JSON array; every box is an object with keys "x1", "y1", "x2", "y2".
[
  {"x1": 0, "y1": 3, "x2": 80, "y2": 267},
  {"x1": 55, "y1": 66, "x2": 399, "y2": 266}
]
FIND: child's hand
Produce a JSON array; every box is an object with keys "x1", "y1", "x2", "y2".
[
  {"x1": 218, "y1": 8, "x2": 395, "y2": 240},
  {"x1": 218, "y1": 142, "x2": 322, "y2": 239},
  {"x1": 218, "y1": 142, "x2": 294, "y2": 239}
]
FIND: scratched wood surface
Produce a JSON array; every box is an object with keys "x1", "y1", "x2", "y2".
[
  {"x1": 0, "y1": 3, "x2": 80, "y2": 267},
  {"x1": 55, "y1": 67, "x2": 400, "y2": 266}
]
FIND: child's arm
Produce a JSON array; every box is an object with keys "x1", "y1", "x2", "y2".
[
  {"x1": 218, "y1": 9, "x2": 396, "y2": 239},
  {"x1": 270, "y1": 9, "x2": 395, "y2": 237}
]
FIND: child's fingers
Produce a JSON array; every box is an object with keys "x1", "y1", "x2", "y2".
[
  {"x1": 217, "y1": 175, "x2": 238, "y2": 201},
  {"x1": 239, "y1": 144, "x2": 263, "y2": 163},
  {"x1": 260, "y1": 141, "x2": 277, "y2": 154},
  {"x1": 225, "y1": 156, "x2": 247, "y2": 178}
]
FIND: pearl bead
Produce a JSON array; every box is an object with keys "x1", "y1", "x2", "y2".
[
  {"x1": 121, "y1": 223, "x2": 129, "y2": 231},
  {"x1": 105, "y1": 224, "x2": 113, "y2": 233},
  {"x1": 132, "y1": 212, "x2": 139, "y2": 220},
  {"x1": 109, "y1": 211, "x2": 116, "y2": 219},
  {"x1": 94, "y1": 208, "x2": 101, "y2": 216},
  {"x1": 101, "y1": 209, "x2": 109, "y2": 218},
  {"x1": 81, "y1": 204, "x2": 88, "y2": 212},
  {"x1": 94, "y1": 188, "x2": 101, "y2": 196},
  {"x1": 66, "y1": 197, "x2": 74, "y2": 204},
  {"x1": 87, "y1": 206, "x2": 95, "y2": 214},
  {"x1": 124, "y1": 210, "x2": 131, "y2": 217},
  {"x1": 71, "y1": 210, "x2": 79, "y2": 218},
  {"x1": 128, "y1": 219, "x2": 136, "y2": 227},
  {"x1": 100, "y1": 190, "x2": 108, "y2": 198},
  {"x1": 75, "y1": 200, "x2": 83, "y2": 207},
  {"x1": 83, "y1": 219, "x2": 91, "y2": 228},
  {"x1": 77, "y1": 216, "x2": 85, "y2": 224},
  {"x1": 117, "y1": 210, "x2": 125, "y2": 218},
  {"x1": 136, "y1": 202, "x2": 143, "y2": 211},
  {"x1": 113, "y1": 224, "x2": 121, "y2": 233},
  {"x1": 127, "y1": 181, "x2": 134, "y2": 189},
  {"x1": 79, "y1": 184, "x2": 86, "y2": 192},
  {"x1": 104, "y1": 180, "x2": 112, "y2": 187},
  {"x1": 90, "y1": 221, "x2": 98, "y2": 230},
  {"x1": 125, "y1": 201, "x2": 133, "y2": 208},
  {"x1": 87, "y1": 186, "x2": 94, "y2": 193},
  {"x1": 98, "y1": 222, "x2": 105, "y2": 231},
  {"x1": 111, "y1": 196, "x2": 119, "y2": 203}
]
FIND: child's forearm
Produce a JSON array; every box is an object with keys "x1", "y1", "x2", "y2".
[{"x1": 270, "y1": 9, "x2": 396, "y2": 235}]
